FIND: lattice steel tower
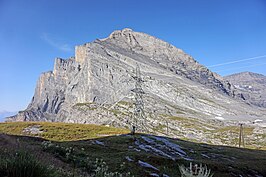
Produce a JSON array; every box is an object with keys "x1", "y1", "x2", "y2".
[{"x1": 131, "y1": 64, "x2": 147, "y2": 132}]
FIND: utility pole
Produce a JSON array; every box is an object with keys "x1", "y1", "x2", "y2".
[
  {"x1": 164, "y1": 106, "x2": 170, "y2": 135},
  {"x1": 238, "y1": 123, "x2": 245, "y2": 148},
  {"x1": 131, "y1": 64, "x2": 147, "y2": 133}
]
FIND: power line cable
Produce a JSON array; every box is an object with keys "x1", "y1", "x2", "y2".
[
  {"x1": 208, "y1": 55, "x2": 266, "y2": 68},
  {"x1": 216, "y1": 62, "x2": 266, "y2": 72}
]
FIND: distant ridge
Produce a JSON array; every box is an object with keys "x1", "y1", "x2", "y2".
[
  {"x1": 225, "y1": 71, "x2": 266, "y2": 107},
  {"x1": 0, "y1": 111, "x2": 17, "y2": 122}
]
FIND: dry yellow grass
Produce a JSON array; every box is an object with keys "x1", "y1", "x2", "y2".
[{"x1": 0, "y1": 121, "x2": 129, "y2": 141}]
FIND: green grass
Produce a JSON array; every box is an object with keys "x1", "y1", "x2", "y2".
[
  {"x1": 74, "y1": 102, "x2": 93, "y2": 106},
  {"x1": 214, "y1": 126, "x2": 254, "y2": 134},
  {"x1": 117, "y1": 100, "x2": 133, "y2": 107},
  {"x1": 167, "y1": 115, "x2": 188, "y2": 121},
  {"x1": 0, "y1": 149, "x2": 59, "y2": 177},
  {"x1": 0, "y1": 122, "x2": 129, "y2": 141},
  {"x1": 165, "y1": 115, "x2": 215, "y2": 131},
  {"x1": 74, "y1": 102, "x2": 98, "y2": 110}
]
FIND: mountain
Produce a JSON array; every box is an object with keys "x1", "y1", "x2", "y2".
[
  {"x1": 0, "y1": 111, "x2": 17, "y2": 122},
  {"x1": 7, "y1": 29, "x2": 266, "y2": 138},
  {"x1": 225, "y1": 72, "x2": 266, "y2": 107}
]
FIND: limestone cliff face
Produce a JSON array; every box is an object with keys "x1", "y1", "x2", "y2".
[
  {"x1": 30, "y1": 58, "x2": 78, "y2": 113},
  {"x1": 97, "y1": 28, "x2": 238, "y2": 97},
  {"x1": 7, "y1": 28, "x2": 266, "y2": 127}
]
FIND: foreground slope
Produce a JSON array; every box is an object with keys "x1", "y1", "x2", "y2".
[
  {"x1": 7, "y1": 29, "x2": 266, "y2": 141},
  {"x1": 0, "y1": 122, "x2": 266, "y2": 177}
]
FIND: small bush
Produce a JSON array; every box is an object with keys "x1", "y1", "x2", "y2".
[{"x1": 0, "y1": 150, "x2": 58, "y2": 177}]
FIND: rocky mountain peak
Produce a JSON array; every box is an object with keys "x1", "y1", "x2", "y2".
[
  {"x1": 226, "y1": 72, "x2": 266, "y2": 83},
  {"x1": 108, "y1": 28, "x2": 134, "y2": 38},
  {"x1": 102, "y1": 28, "x2": 185, "y2": 58},
  {"x1": 225, "y1": 72, "x2": 266, "y2": 107}
]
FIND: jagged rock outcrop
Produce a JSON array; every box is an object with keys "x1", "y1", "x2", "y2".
[
  {"x1": 225, "y1": 72, "x2": 266, "y2": 107},
  {"x1": 7, "y1": 29, "x2": 266, "y2": 131}
]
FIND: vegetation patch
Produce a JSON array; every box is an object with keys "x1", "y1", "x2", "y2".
[
  {"x1": 74, "y1": 102, "x2": 94, "y2": 106},
  {"x1": 0, "y1": 122, "x2": 129, "y2": 141},
  {"x1": 117, "y1": 100, "x2": 133, "y2": 107},
  {"x1": 0, "y1": 149, "x2": 59, "y2": 177}
]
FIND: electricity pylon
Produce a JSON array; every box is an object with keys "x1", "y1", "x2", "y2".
[
  {"x1": 131, "y1": 64, "x2": 147, "y2": 133},
  {"x1": 238, "y1": 123, "x2": 245, "y2": 148},
  {"x1": 164, "y1": 106, "x2": 170, "y2": 135}
]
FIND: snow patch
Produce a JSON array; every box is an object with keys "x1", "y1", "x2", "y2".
[
  {"x1": 215, "y1": 116, "x2": 225, "y2": 120},
  {"x1": 254, "y1": 119, "x2": 263, "y2": 123}
]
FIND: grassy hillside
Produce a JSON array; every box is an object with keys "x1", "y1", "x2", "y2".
[
  {"x1": 0, "y1": 121, "x2": 129, "y2": 141},
  {"x1": 0, "y1": 122, "x2": 266, "y2": 177}
]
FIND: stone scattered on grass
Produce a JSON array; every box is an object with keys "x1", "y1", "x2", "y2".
[
  {"x1": 150, "y1": 173, "x2": 159, "y2": 177},
  {"x1": 125, "y1": 156, "x2": 133, "y2": 162},
  {"x1": 138, "y1": 160, "x2": 159, "y2": 171},
  {"x1": 94, "y1": 140, "x2": 105, "y2": 146},
  {"x1": 23, "y1": 125, "x2": 43, "y2": 135}
]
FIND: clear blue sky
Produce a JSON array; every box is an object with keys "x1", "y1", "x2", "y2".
[{"x1": 0, "y1": 0, "x2": 266, "y2": 111}]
